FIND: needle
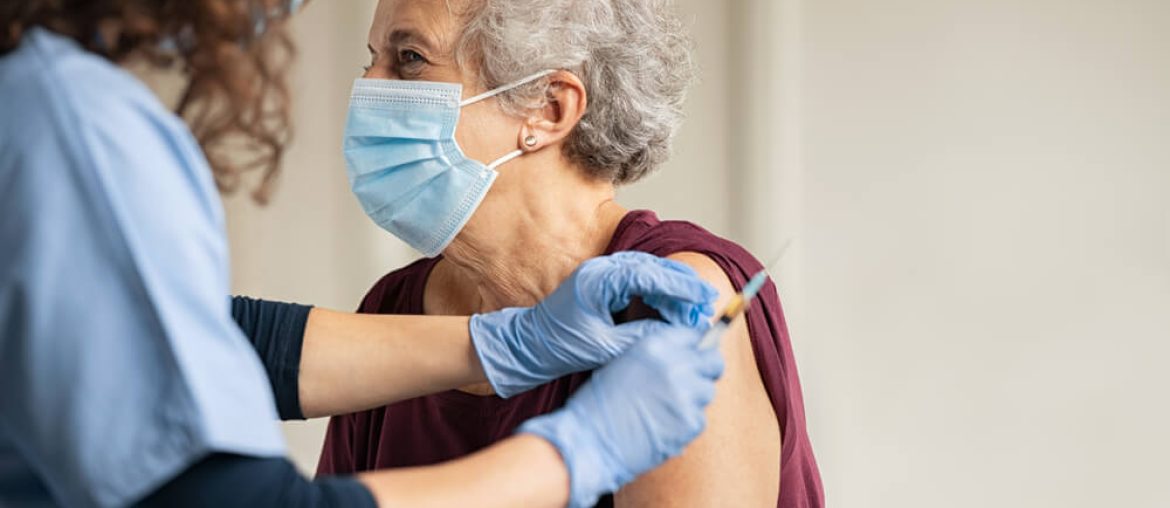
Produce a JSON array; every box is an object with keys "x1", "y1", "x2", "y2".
[{"x1": 698, "y1": 239, "x2": 794, "y2": 349}]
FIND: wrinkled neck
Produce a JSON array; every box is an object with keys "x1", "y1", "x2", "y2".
[{"x1": 442, "y1": 164, "x2": 626, "y2": 312}]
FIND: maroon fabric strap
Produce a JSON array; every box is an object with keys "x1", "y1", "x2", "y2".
[{"x1": 316, "y1": 210, "x2": 824, "y2": 507}]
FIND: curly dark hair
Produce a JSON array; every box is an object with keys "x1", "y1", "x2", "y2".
[{"x1": 0, "y1": 0, "x2": 297, "y2": 204}]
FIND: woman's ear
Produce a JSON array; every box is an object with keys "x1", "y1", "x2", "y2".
[{"x1": 518, "y1": 70, "x2": 587, "y2": 153}]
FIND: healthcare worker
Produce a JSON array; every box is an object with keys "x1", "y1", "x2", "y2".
[{"x1": 0, "y1": 2, "x2": 724, "y2": 508}]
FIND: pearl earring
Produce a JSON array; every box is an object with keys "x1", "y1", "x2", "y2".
[{"x1": 524, "y1": 135, "x2": 538, "y2": 147}]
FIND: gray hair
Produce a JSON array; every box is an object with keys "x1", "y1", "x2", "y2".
[{"x1": 454, "y1": 0, "x2": 696, "y2": 184}]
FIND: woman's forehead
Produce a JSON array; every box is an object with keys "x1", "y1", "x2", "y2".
[{"x1": 371, "y1": 0, "x2": 467, "y2": 51}]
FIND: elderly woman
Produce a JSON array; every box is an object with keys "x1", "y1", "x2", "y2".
[
  {"x1": 0, "y1": 0, "x2": 734, "y2": 506},
  {"x1": 320, "y1": 0, "x2": 824, "y2": 506}
]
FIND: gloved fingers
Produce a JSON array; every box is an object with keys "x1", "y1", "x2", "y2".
[
  {"x1": 626, "y1": 321, "x2": 710, "y2": 354},
  {"x1": 680, "y1": 411, "x2": 709, "y2": 446},
  {"x1": 606, "y1": 254, "x2": 719, "y2": 315},
  {"x1": 641, "y1": 293, "x2": 715, "y2": 327},
  {"x1": 663, "y1": 321, "x2": 710, "y2": 347},
  {"x1": 693, "y1": 345, "x2": 726, "y2": 380},
  {"x1": 611, "y1": 319, "x2": 669, "y2": 349},
  {"x1": 691, "y1": 375, "x2": 718, "y2": 406},
  {"x1": 613, "y1": 321, "x2": 693, "y2": 359}
]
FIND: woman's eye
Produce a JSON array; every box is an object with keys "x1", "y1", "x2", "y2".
[{"x1": 398, "y1": 49, "x2": 426, "y2": 65}]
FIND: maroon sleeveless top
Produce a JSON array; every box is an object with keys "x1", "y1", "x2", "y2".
[{"x1": 317, "y1": 210, "x2": 824, "y2": 507}]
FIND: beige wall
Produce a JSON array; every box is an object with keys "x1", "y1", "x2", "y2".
[
  {"x1": 796, "y1": 0, "x2": 1170, "y2": 506},
  {"x1": 225, "y1": 1, "x2": 1170, "y2": 505}
]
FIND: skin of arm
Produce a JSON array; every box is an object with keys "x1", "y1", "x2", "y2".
[
  {"x1": 358, "y1": 434, "x2": 570, "y2": 508},
  {"x1": 297, "y1": 308, "x2": 485, "y2": 418},
  {"x1": 614, "y1": 252, "x2": 782, "y2": 507}
]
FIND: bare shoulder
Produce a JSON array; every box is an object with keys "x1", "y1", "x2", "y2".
[
  {"x1": 614, "y1": 251, "x2": 781, "y2": 506},
  {"x1": 665, "y1": 252, "x2": 737, "y2": 306}
]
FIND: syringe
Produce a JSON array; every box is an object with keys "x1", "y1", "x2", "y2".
[{"x1": 698, "y1": 241, "x2": 791, "y2": 350}]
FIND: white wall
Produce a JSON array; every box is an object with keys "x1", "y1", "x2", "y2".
[
  {"x1": 795, "y1": 0, "x2": 1170, "y2": 506},
  {"x1": 223, "y1": 1, "x2": 1170, "y2": 505}
]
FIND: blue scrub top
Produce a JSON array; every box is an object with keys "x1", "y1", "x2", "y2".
[{"x1": 0, "y1": 29, "x2": 285, "y2": 507}]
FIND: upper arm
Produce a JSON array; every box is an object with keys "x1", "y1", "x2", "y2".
[{"x1": 614, "y1": 252, "x2": 781, "y2": 507}]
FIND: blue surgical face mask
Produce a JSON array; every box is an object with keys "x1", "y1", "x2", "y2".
[{"x1": 343, "y1": 70, "x2": 554, "y2": 257}]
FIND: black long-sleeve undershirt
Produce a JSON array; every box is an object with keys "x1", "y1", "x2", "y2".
[
  {"x1": 230, "y1": 295, "x2": 312, "y2": 421},
  {"x1": 136, "y1": 454, "x2": 376, "y2": 508}
]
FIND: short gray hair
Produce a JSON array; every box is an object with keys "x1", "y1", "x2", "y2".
[{"x1": 454, "y1": 0, "x2": 696, "y2": 184}]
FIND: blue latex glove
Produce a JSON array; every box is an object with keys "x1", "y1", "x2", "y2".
[
  {"x1": 470, "y1": 251, "x2": 718, "y2": 398},
  {"x1": 518, "y1": 322, "x2": 724, "y2": 508}
]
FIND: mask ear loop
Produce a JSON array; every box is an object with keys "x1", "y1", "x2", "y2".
[
  {"x1": 467, "y1": 69, "x2": 557, "y2": 171},
  {"x1": 486, "y1": 149, "x2": 525, "y2": 170},
  {"x1": 460, "y1": 69, "x2": 557, "y2": 107}
]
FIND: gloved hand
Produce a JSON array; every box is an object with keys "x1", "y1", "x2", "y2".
[
  {"x1": 470, "y1": 251, "x2": 718, "y2": 398},
  {"x1": 518, "y1": 322, "x2": 724, "y2": 508}
]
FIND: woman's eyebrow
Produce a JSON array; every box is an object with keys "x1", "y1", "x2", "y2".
[{"x1": 387, "y1": 28, "x2": 437, "y2": 54}]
